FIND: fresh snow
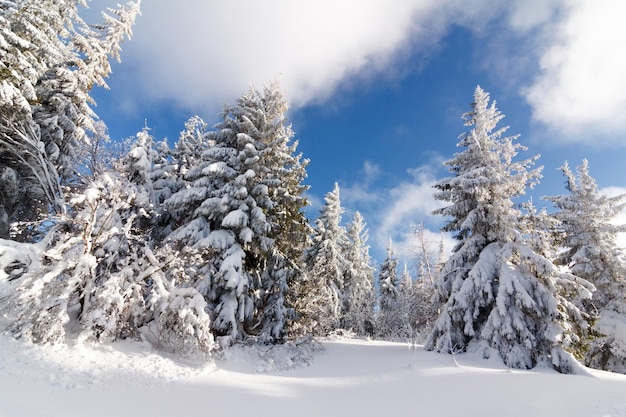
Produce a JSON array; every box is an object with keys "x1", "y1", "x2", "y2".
[{"x1": 0, "y1": 334, "x2": 624, "y2": 417}]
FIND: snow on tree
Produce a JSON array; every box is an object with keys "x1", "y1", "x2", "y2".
[
  {"x1": 255, "y1": 247, "x2": 298, "y2": 343},
  {"x1": 32, "y1": 1, "x2": 140, "y2": 182},
  {"x1": 409, "y1": 222, "x2": 442, "y2": 284},
  {"x1": 166, "y1": 116, "x2": 213, "y2": 214},
  {"x1": 408, "y1": 275, "x2": 438, "y2": 343},
  {"x1": 82, "y1": 120, "x2": 113, "y2": 181},
  {"x1": 404, "y1": 223, "x2": 444, "y2": 341},
  {"x1": 0, "y1": 0, "x2": 139, "y2": 237},
  {"x1": 164, "y1": 116, "x2": 218, "y2": 244},
  {"x1": 340, "y1": 211, "x2": 375, "y2": 336},
  {"x1": 376, "y1": 239, "x2": 410, "y2": 340},
  {"x1": 519, "y1": 198, "x2": 561, "y2": 260},
  {"x1": 166, "y1": 83, "x2": 309, "y2": 346},
  {"x1": 0, "y1": 116, "x2": 63, "y2": 238},
  {"x1": 425, "y1": 86, "x2": 593, "y2": 373},
  {"x1": 2, "y1": 171, "x2": 155, "y2": 344},
  {"x1": 300, "y1": 183, "x2": 346, "y2": 336},
  {"x1": 155, "y1": 286, "x2": 214, "y2": 357},
  {"x1": 545, "y1": 160, "x2": 626, "y2": 373},
  {"x1": 238, "y1": 81, "x2": 310, "y2": 343}
]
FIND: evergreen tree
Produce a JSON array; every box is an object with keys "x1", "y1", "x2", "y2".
[
  {"x1": 4, "y1": 170, "x2": 156, "y2": 344},
  {"x1": 0, "y1": 0, "x2": 139, "y2": 237},
  {"x1": 154, "y1": 286, "x2": 215, "y2": 357},
  {"x1": 425, "y1": 86, "x2": 593, "y2": 372},
  {"x1": 119, "y1": 126, "x2": 172, "y2": 239},
  {"x1": 2, "y1": 131, "x2": 216, "y2": 355},
  {"x1": 341, "y1": 211, "x2": 375, "y2": 336},
  {"x1": 408, "y1": 275, "x2": 438, "y2": 343},
  {"x1": 164, "y1": 116, "x2": 217, "y2": 244},
  {"x1": 246, "y1": 82, "x2": 310, "y2": 343},
  {"x1": 545, "y1": 160, "x2": 626, "y2": 373},
  {"x1": 376, "y1": 239, "x2": 407, "y2": 339},
  {"x1": 166, "y1": 84, "x2": 309, "y2": 345},
  {"x1": 520, "y1": 199, "x2": 561, "y2": 260},
  {"x1": 300, "y1": 183, "x2": 346, "y2": 336}
]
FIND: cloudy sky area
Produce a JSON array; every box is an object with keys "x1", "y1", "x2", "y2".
[{"x1": 89, "y1": 0, "x2": 626, "y2": 267}]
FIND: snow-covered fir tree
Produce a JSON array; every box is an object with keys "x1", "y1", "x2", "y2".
[
  {"x1": 300, "y1": 183, "x2": 346, "y2": 336},
  {"x1": 3, "y1": 170, "x2": 152, "y2": 344},
  {"x1": 32, "y1": 1, "x2": 140, "y2": 183},
  {"x1": 408, "y1": 274, "x2": 438, "y2": 343},
  {"x1": 248, "y1": 82, "x2": 310, "y2": 343},
  {"x1": 165, "y1": 83, "x2": 309, "y2": 346},
  {"x1": 119, "y1": 126, "x2": 173, "y2": 240},
  {"x1": 340, "y1": 211, "x2": 375, "y2": 336},
  {"x1": 519, "y1": 199, "x2": 561, "y2": 260},
  {"x1": 396, "y1": 263, "x2": 416, "y2": 340},
  {"x1": 545, "y1": 160, "x2": 626, "y2": 373},
  {"x1": 0, "y1": 0, "x2": 139, "y2": 238},
  {"x1": 376, "y1": 239, "x2": 409, "y2": 339},
  {"x1": 425, "y1": 86, "x2": 593, "y2": 372}
]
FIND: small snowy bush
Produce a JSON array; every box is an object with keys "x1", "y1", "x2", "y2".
[{"x1": 156, "y1": 287, "x2": 214, "y2": 357}]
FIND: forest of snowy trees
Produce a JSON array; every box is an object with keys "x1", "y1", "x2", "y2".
[{"x1": 1, "y1": 1, "x2": 625, "y2": 374}]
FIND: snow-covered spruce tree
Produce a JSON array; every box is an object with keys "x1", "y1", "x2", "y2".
[
  {"x1": 142, "y1": 243, "x2": 216, "y2": 356},
  {"x1": 163, "y1": 116, "x2": 216, "y2": 247},
  {"x1": 0, "y1": 0, "x2": 66, "y2": 228},
  {"x1": 34, "y1": 1, "x2": 140, "y2": 183},
  {"x1": 4, "y1": 171, "x2": 153, "y2": 344},
  {"x1": 166, "y1": 83, "x2": 309, "y2": 346},
  {"x1": 408, "y1": 275, "x2": 438, "y2": 344},
  {"x1": 340, "y1": 211, "x2": 376, "y2": 336},
  {"x1": 376, "y1": 239, "x2": 409, "y2": 340},
  {"x1": 154, "y1": 286, "x2": 215, "y2": 357},
  {"x1": 520, "y1": 199, "x2": 562, "y2": 260},
  {"x1": 300, "y1": 183, "x2": 347, "y2": 336},
  {"x1": 245, "y1": 82, "x2": 310, "y2": 343},
  {"x1": 545, "y1": 160, "x2": 626, "y2": 373},
  {"x1": 0, "y1": 0, "x2": 139, "y2": 237},
  {"x1": 425, "y1": 86, "x2": 593, "y2": 372},
  {"x1": 119, "y1": 126, "x2": 174, "y2": 241}
]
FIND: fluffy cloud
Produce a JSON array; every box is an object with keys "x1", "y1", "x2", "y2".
[
  {"x1": 87, "y1": 0, "x2": 626, "y2": 143},
  {"x1": 341, "y1": 160, "x2": 450, "y2": 264},
  {"x1": 524, "y1": 0, "x2": 626, "y2": 143},
  {"x1": 116, "y1": 0, "x2": 448, "y2": 115}
]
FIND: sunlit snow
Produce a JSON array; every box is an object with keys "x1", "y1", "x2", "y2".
[{"x1": 0, "y1": 335, "x2": 624, "y2": 417}]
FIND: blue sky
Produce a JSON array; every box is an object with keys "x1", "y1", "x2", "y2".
[{"x1": 88, "y1": 0, "x2": 626, "y2": 268}]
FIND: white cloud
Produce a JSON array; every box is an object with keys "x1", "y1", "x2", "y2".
[
  {"x1": 340, "y1": 159, "x2": 448, "y2": 264},
  {"x1": 362, "y1": 161, "x2": 382, "y2": 182},
  {"x1": 117, "y1": 0, "x2": 451, "y2": 115},
  {"x1": 506, "y1": 0, "x2": 562, "y2": 31},
  {"x1": 373, "y1": 165, "x2": 445, "y2": 253},
  {"x1": 524, "y1": 0, "x2": 626, "y2": 143},
  {"x1": 88, "y1": 0, "x2": 626, "y2": 145}
]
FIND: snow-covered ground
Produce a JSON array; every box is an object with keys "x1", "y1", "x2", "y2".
[{"x1": 1, "y1": 334, "x2": 625, "y2": 417}]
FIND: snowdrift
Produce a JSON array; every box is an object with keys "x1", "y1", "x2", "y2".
[{"x1": 1, "y1": 335, "x2": 625, "y2": 417}]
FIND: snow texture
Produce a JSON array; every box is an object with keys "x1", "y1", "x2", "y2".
[{"x1": 0, "y1": 334, "x2": 624, "y2": 417}]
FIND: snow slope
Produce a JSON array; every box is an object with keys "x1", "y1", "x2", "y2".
[{"x1": 0, "y1": 334, "x2": 624, "y2": 417}]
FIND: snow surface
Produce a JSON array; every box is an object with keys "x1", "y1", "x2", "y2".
[{"x1": 0, "y1": 334, "x2": 625, "y2": 417}]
